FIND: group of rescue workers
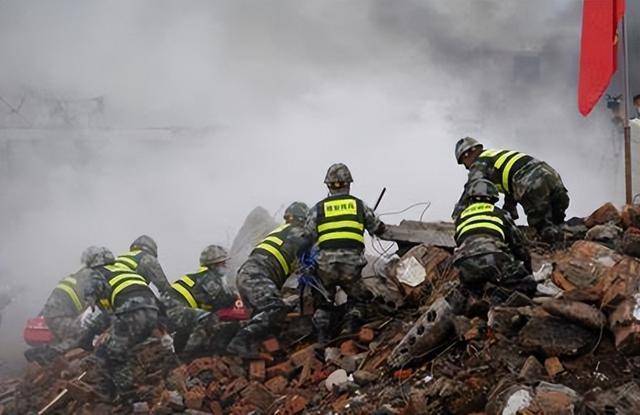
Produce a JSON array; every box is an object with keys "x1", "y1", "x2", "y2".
[{"x1": 34, "y1": 137, "x2": 569, "y2": 404}]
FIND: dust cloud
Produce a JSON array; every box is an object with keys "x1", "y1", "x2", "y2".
[{"x1": 0, "y1": 1, "x2": 625, "y2": 366}]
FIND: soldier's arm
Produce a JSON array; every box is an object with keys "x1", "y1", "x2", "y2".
[
  {"x1": 363, "y1": 203, "x2": 384, "y2": 236},
  {"x1": 202, "y1": 277, "x2": 236, "y2": 310},
  {"x1": 451, "y1": 161, "x2": 493, "y2": 219},
  {"x1": 138, "y1": 255, "x2": 171, "y2": 294},
  {"x1": 504, "y1": 214, "x2": 532, "y2": 272},
  {"x1": 304, "y1": 207, "x2": 319, "y2": 241}
]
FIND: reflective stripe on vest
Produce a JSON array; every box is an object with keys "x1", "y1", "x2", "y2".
[
  {"x1": 254, "y1": 224, "x2": 292, "y2": 275},
  {"x1": 55, "y1": 276, "x2": 83, "y2": 312},
  {"x1": 170, "y1": 267, "x2": 213, "y2": 310},
  {"x1": 115, "y1": 249, "x2": 142, "y2": 271},
  {"x1": 479, "y1": 149, "x2": 532, "y2": 193},
  {"x1": 455, "y1": 202, "x2": 506, "y2": 243},
  {"x1": 104, "y1": 264, "x2": 148, "y2": 306},
  {"x1": 316, "y1": 196, "x2": 365, "y2": 250}
]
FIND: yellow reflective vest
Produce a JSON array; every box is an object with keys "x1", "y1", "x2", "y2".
[
  {"x1": 455, "y1": 202, "x2": 506, "y2": 244},
  {"x1": 170, "y1": 267, "x2": 214, "y2": 310},
  {"x1": 478, "y1": 149, "x2": 533, "y2": 194},
  {"x1": 96, "y1": 264, "x2": 150, "y2": 309},
  {"x1": 316, "y1": 195, "x2": 365, "y2": 250},
  {"x1": 252, "y1": 224, "x2": 294, "y2": 276},
  {"x1": 54, "y1": 275, "x2": 85, "y2": 313}
]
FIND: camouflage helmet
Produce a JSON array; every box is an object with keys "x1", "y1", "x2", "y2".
[
  {"x1": 455, "y1": 137, "x2": 483, "y2": 164},
  {"x1": 324, "y1": 163, "x2": 353, "y2": 184},
  {"x1": 200, "y1": 245, "x2": 230, "y2": 266},
  {"x1": 80, "y1": 246, "x2": 100, "y2": 267},
  {"x1": 467, "y1": 179, "x2": 499, "y2": 203},
  {"x1": 131, "y1": 235, "x2": 158, "y2": 257},
  {"x1": 284, "y1": 201, "x2": 309, "y2": 224},
  {"x1": 87, "y1": 246, "x2": 115, "y2": 268}
]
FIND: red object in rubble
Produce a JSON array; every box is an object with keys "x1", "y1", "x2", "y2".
[
  {"x1": 23, "y1": 316, "x2": 54, "y2": 346},
  {"x1": 216, "y1": 298, "x2": 250, "y2": 321}
]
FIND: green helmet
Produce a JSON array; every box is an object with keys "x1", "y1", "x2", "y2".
[
  {"x1": 87, "y1": 247, "x2": 115, "y2": 268},
  {"x1": 467, "y1": 179, "x2": 499, "y2": 203},
  {"x1": 80, "y1": 246, "x2": 100, "y2": 267},
  {"x1": 455, "y1": 137, "x2": 483, "y2": 164},
  {"x1": 284, "y1": 201, "x2": 309, "y2": 224},
  {"x1": 324, "y1": 163, "x2": 353, "y2": 184},
  {"x1": 131, "y1": 235, "x2": 158, "y2": 257},
  {"x1": 200, "y1": 245, "x2": 229, "y2": 266}
]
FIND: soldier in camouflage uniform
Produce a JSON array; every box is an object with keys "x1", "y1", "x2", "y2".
[
  {"x1": 41, "y1": 246, "x2": 100, "y2": 351},
  {"x1": 162, "y1": 245, "x2": 237, "y2": 354},
  {"x1": 306, "y1": 163, "x2": 385, "y2": 342},
  {"x1": 453, "y1": 179, "x2": 536, "y2": 298},
  {"x1": 227, "y1": 202, "x2": 313, "y2": 358},
  {"x1": 453, "y1": 137, "x2": 569, "y2": 241},
  {"x1": 82, "y1": 247, "x2": 160, "y2": 403},
  {"x1": 114, "y1": 235, "x2": 171, "y2": 294}
]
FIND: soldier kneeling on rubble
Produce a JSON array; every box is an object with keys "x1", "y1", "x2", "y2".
[
  {"x1": 453, "y1": 179, "x2": 536, "y2": 300},
  {"x1": 453, "y1": 137, "x2": 569, "y2": 241},
  {"x1": 161, "y1": 245, "x2": 237, "y2": 354},
  {"x1": 40, "y1": 246, "x2": 101, "y2": 351},
  {"x1": 227, "y1": 202, "x2": 313, "y2": 358},
  {"x1": 81, "y1": 246, "x2": 161, "y2": 404}
]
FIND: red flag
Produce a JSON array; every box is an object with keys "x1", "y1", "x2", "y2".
[{"x1": 578, "y1": 0, "x2": 625, "y2": 116}]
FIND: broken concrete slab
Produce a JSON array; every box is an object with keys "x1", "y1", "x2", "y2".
[
  {"x1": 541, "y1": 299, "x2": 607, "y2": 331},
  {"x1": 519, "y1": 316, "x2": 594, "y2": 357},
  {"x1": 387, "y1": 297, "x2": 454, "y2": 368},
  {"x1": 379, "y1": 220, "x2": 456, "y2": 248}
]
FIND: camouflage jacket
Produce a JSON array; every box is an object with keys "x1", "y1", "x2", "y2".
[
  {"x1": 83, "y1": 267, "x2": 158, "y2": 315},
  {"x1": 453, "y1": 206, "x2": 531, "y2": 268},
  {"x1": 42, "y1": 267, "x2": 94, "y2": 319},
  {"x1": 306, "y1": 189, "x2": 382, "y2": 265},
  {"x1": 452, "y1": 155, "x2": 542, "y2": 219},
  {"x1": 243, "y1": 223, "x2": 313, "y2": 288},
  {"x1": 165, "y1": 265, "x2": 236, "y2": 311},
  {"x1": 117, "y1": 250, "x2": 171, "y2": 294}
]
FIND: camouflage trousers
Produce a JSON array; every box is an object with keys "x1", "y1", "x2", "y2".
[
  {"x1": 313, "y1": 254, "x2": 369, "y2": 338},
  {"x1": 455, "y1": 252, "x2": 536, "y2": 299},
  {"x1": 514, "y1": 162, "x2": 570, "y2": 233},
  {"x1": 165, "y1": 300, "x2": 239, "y2": 354},
  {"x1": 45, "y1": 314, "x2": 82, "y2": 350},
  {"x1": 235, "y1": 262, "x2": 287, "y2": 342},
  {"x1": 97, "y1": 307, "x2": 158, "y2": 396}
]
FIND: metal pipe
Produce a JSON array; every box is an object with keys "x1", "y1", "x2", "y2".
[{"x1": 622, "y1": 15, "x2": 632, "y2": 204}]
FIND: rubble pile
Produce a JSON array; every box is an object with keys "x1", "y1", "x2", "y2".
[{"x1": 3, "y1": 203, "x2": 640, "y2": 414}]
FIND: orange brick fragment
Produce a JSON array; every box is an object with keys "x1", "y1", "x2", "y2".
[
  {"x1": 266, "y1": 360, "x2": 295, "y2": 379},
  {"x1": 358, "y1": 327, "x2": 375, "y2": 343},
  {"x1": 340, "y1": 340, "x2": 360, "y2": 356},
  {"x1": 265, "y1": 375, "x2": 288, "y2": 394},
  {"x1": 249, "y1": 360, "x2": 266, "y2": 381},
  {"x1": 544, "y1": 357, "x2": 565, "y2": 378},
  {"x1": 262, "y1": 337, "x2": 281, "y2": 353},
  {"x1": 393, "y1": 369, "x2": 413, "y2": 380}
]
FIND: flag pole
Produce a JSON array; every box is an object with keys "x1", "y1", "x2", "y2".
[{"x1": 622, "y1": 14, "x2": 633, "y2": 204}]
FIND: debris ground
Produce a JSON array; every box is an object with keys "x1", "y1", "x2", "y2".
[{"x1": 4, "y1": 203, "x2": 640, "y2": 414}]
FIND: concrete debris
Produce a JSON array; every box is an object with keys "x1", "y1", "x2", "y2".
[
  {"x1": 10, "y1": 216, "x2": 640, "y2": 414},
  {"x1": 541, "y1": 298, "x2": 607, "y2": 331},
  {"x1": 379, "y1": 220, "x2": 456, "y2": 249}
]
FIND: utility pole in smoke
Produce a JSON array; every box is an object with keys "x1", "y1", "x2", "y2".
[{"x1": 621, "y1": 13, "x2": 633, "y2": 204}]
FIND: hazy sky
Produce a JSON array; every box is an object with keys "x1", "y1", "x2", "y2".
[{"x1": 0, "y1": 0, "x2": 628, "y2": 360}]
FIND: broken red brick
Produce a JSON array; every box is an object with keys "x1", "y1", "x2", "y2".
[
  {"x1": 276, "y1": 394, "x2": 309, "y2": 415},
  {"x1": 220, "y1": 377, "x2": 249, "y2": 402},
  {"x1": 340, "y1": 340, "x2": 360, "y2": 357},
  {"x1": 298, "y1": 356, "x2": 323, "y2": 386},
  {"x1": 265, "y1": 375, "x2": 288, "y2": 395},
  {"x1": 241, "y1": 382, "x2": 276, "y2": 411},
  {"x1": 249, "y1": 360, "x2": 266, "y2": 381},
  {"x1": 358, "y1": 327, "x2": 375, "y2": 343},
  {"x1": 187, "y1": 358, "x2": 215, "y2": 377},
  {"x1": 66, "y1": 379, "x2": 97, "y2": 403},
  {"x1": 205, "y1": 381, "x2": 220, "y2": 400},
  {"x1": 266, "y1": 361, "x2": 295, "y2": 379},
  {"x1": 208, "y1": 401, "x2": 223, "y2": 415},
  {"x1": 262, "y1": 337, "x2": 281, "y2": 353},
  {"x1": 331, "y1": 394, "x2": 350, "y2": 412},
  {"x1": 393, "y1": 369, "x2": 413, "y2": 380},
  {"x1": 544, "y1": 357, "x2": 565, "y2": 378},
  {"x1": 290, "y1": 345, "x2": 316, "y2": 368},
  {"x1": 585, "y1": 202, "x2": 621, "y2": 228},
  {"x1": 184, "y1": 385, "x2": 205, "y2": 410}
]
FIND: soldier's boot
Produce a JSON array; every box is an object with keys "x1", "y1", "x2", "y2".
[
  {"x1": 226, "y1": 310, "x2": 278, "y2": 359},
  {"x1": 312, "y1": 308, "x2": 333, "y2": 345}
]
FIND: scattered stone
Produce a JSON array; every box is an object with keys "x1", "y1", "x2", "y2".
[
  {"x1": 518, "y1": 356, "x2": 546, "y2": 381},
  {"x1": 542, "y1": 298, "x2": 607, "y2": 331},
  {"x1": 585, "y1": 202, "x2": 621, "y2": 228},
  {"x1": 519, "y1": 316, "x2": 594, "y2": 356},
  {"x1": 325, "y1": 369, "x2": 348, "y2": 391},
  {"x1": 353, "y1": 370, "x2": 377, "y2": 386},
  {"x1": 544, "y1": 357, "x2": 565, "y2": 378}
]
